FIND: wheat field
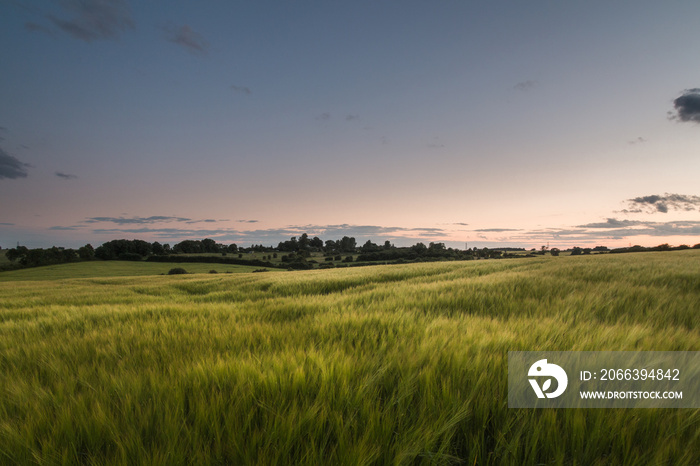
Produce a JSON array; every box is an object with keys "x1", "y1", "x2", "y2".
[{"x1": 1, "y1": 251, "x2": 698, "y2": 465}]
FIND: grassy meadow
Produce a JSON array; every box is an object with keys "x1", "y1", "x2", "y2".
[
  {"x1": 0, "y1": 260, "x2": 278, "y2": 282},
  {"x1": 0, "y1": 250, "x2": 699, "y2": 465}
]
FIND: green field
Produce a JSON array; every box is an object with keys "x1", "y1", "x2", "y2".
[
  {"x1": 0, "y1": 260, "x2": 278, "y2": 282},
  {"x1": 1, "y1": 251, "x2": 699, "y2": 464}
]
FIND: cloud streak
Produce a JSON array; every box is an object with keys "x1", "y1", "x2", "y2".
[
  {"x1": 46, "y1": 0, "x2": 134, "y2": 42},
  {"x1": 0, "y1": 147, "x2": 31, "y2": 179},
  {"x1": 514, "y1": 80, "x2": 537, "y2": 91},
  {"x1": 166, "y1": 24, "x2": 208, "y2": 55},
  {"x1": 84, "y1": 216, "x2": 192, "y2": 225},
  {"x1": 622, "y1": 193, "x2": 700, "y2": 214},
  {"x1": 55, "y1": 171, "x2": 78, "y2": 180},
  {"x1": 230, "y1": 85, "x2": 251, "y2": 95}
]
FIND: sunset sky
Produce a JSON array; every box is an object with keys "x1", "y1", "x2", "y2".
[{"x1": 1, "y1": 1, "x2": 699, "y2": 249}]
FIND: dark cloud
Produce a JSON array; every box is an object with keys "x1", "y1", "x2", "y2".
[
  {"x1": 49, "y1": 226, "x2": 79, "y2": 231},
  {"x1": 627, "y1": 137, "x2": 646, "y2": 145},
  {"x1": 577, "y1": 218, "x2": 642, "y2": 229},
  {"x1": 316, "y1": 113, "x2": 331, "y2": 121},
  {"x1": 453, "y1": 223, "x2": 469, "y2": 226},
  {"x1": 185, "y1": 218, "x2": 230, "y2": 224},
  {"x1": 236, "y1": 220, "x2": 259, "y2": 223},
  {"x1": 25, "y1": 22, "x2": 53, "y2": 35},
  {"x1": 514, "y1": 80, "x2": 537, "y2": 91},
  {"x1": 345, "y1": 114, "x2": 360, "y2": 121},
  {"x1": 84, "y1": 216, "x2": 191, "y2": 224},
  {"x1": 0, "y1": 147, "x2": 31, "y2": 179},
  {"x1": 474, "y1": 228, "x2": 522, "y2": 232},
  {"x1": 0, "y1": 222, "x2": 14, "y2": 226},
  {"x1": 166, "y1": 24, "x2": 208, "y2": 55},
  {"x1": 670, "y1": 88, "x2": 700, "y2": 123},
  {"x1": 47, "y1": 0, "x2": 134, "y2": 42},
  {"x1": 623, "y1": 193, "x2": 700, "y2": 214},
  {"x1": 230, "y1": 85, "x2": 251, "y2": 95},
  {"x1": 55, "y1": 171, "x2": 78, "y2": 180},
  {"x1": 508, "y1": 220, "x2": 700, "y2": 244}
]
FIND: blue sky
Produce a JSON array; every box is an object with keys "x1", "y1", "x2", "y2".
[{"x1": 1, "y1": 0, "x2": 699, "y2": 249}]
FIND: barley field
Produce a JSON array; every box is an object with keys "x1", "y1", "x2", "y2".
[{"x1": 0, "y1": 251, "x2": 698, "y2": 465}]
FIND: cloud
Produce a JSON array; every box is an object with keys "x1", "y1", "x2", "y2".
[
  {"x1": 230, "y1": 85, "x2": 251, "y2": 95},
  {"x1": 55, "y1": 171, "x2": 78, "y2": 180},
  {"x1": 505, "y1": 220, "x2": 700, "y2": 245},
  {"x1": 576, "y1": 218, "x2": 643, "y2": 229},
  {"x1": 514, "y1": 80, "x2": 537, "y2": 91},
  {"x1": 628, "y1": 137, "x2": 646, "y2": 145},
  {"x1": 84, "y1": 216, "x2": 191, "y2": 224},
  {"x1": 49, "y1": 226, "x2": 79, "y2": 231},
  {"x1": 87, "y1": 223, "x2": 447, "y2": 246},
  {"x1": 670, "y1": 88, "x2": 700, "y2": 123},
  {"x1": 0, "y1": 147, "x2": 31, "y2": 179},
  {"x1": 25, "y1": 22, "x2": 53, "y2": 35},
  {"x1": 428, "y1": 137, "x2": 445, "y2": 149},
  {"x1": 473, "y1": 228, "x2": 522, "y2": 232},
  {"x1": 166, "y1": 24, "x2": 208, "y2": 55},
  {"x1": 623, "y1": 193, "x2": 700, "y2": 214},
  {"x1": 236, "y1": 220, "x2": 259, "y2": 223},
  {"x1": 345, "y1": 114, "x2": 360, "y2": 121},
  {"x1": 316, "y1": 113, "x2": 331, "y2": 121},
  {"x1": 46, "y1": 0, "x2": 134, "y2": 42}
]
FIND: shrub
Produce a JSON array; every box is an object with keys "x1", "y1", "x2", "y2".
[
  {"x1": 209, "y1": 270, "x2": 218, "y2": 274},
  {"x1": 167, "y1": 267, "x2": 188, "y2": 275}
]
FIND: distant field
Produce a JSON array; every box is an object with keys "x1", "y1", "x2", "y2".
[
  {"x1": 0, "y1": 260, "x2": 278, "y2": 282},
  {"x1": 0, "y1": 250, "x2": 698, "y2": 464}
]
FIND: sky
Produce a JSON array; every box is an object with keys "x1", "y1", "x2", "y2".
[{"x1": 1, "y1": 0, "x2": 699, "y2": 250}]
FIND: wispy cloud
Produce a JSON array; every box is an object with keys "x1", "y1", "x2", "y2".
[
  {"x1": 46, "y1": 0, "x2": 134, "y2": 42},
  {"x1": 230, "y1": 85, "x2": 251, "y2": 95},
  {"x1": 345, "y1": 114, "x2": 360, "y2": 121},
  {"x1": 473, "y1": 228, "x2": 522, "y2": 232},
  {"x1": 621, "y1": 193, "x2": 700, "y2": 214},
  {"x1": 514, "y1": 80, "x2": 537, "y2": 92},
  {"x1": 627, "y1": 137, "x2": 646, "y2": 145},
  {"x1": 576, "y1": 218, "x2": 643, "y2": 229},
  {"x1": 55, "y1": 171, "x2": 78, "y2": 180},
  {"x1": 670, "y1": 88, "x2": 700, "y2": 123},
  {"x1": 166, "y1": 24, "x2": 208, "y2": 55},
  {"x1": 49, "y1": 226, "x2": 79, "y2": 231},
  {"x1": 315, "y1": 113, "x2": 331, "y2": 121},
  {"x1": 84, "y1": 216, "x2": 192, "y2": 225},
  {"x1": 427, "y1": 137, "x2": 445, "y2": 149},
  {"x1": 0, "y1": 147, "x2": 31, "y2": 179},
  {"x1": 25, "y1": 22, "x2": 53, "y2": 35}
]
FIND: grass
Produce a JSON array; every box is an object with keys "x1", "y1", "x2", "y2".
[
  {"x1": 0, "y1": 250, "x2": 698, "y2": 464},
  {"x1": 0, "y1": 260, "x2": 280, "y2": 282}
]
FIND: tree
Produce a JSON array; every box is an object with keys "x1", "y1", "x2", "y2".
[
  {"x1": 201, "y1": 238, "x2": 219, "y2": 253},
  {"x1": 361, "y1": 240, "x2": 380, "y2": 252},
  {"x1": 151, "y1": 242, "x2": 166, "y2": 256},
  {"x1": 5, "y1": 246, "x2": 28, "y2": 262},
  {"x1": 411, "y1": 243, "x2": 428, "y2": 255},
  {"x1": 310, "y1": 236, "x2": 324, "y2": 249},
  {"x1": 298, "y1": 233, "x2": 310, "y2": 250},
  {"x1": 339, "y1": 236, "x2": 356, "y2": 253},
  {"x1": 78, "y1": 244, "x2": 95, "y2": 260},
  {"x1": 550, "y1": 248, "x2": 560, "y2": 256}
]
